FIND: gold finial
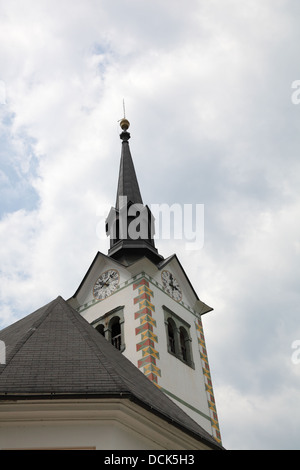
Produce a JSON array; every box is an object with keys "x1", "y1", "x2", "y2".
[{"x1": 120, "y1": 118, "x2": 130, "y2": 131}]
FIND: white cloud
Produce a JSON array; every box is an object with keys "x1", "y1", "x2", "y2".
[{"x1": 217, "y1": 383, "x2": 300, "y2": 450}]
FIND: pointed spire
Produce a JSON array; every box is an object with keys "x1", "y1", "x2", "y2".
[
  {"x1": 106, "y1": 118, "x2": 163, "y2": 265},
  {"x1": 116, "y1": 118, "x2": 143, "y2": 210}
]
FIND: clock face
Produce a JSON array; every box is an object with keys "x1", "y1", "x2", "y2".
[
  {"x1": 161, "y1": 270, "x2": 182, "y2": 302},
  {"x1": 93, "y1": 269, "x2": 120, "y2": 300}
]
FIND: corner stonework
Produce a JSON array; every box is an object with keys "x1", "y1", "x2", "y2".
[
  {"x1": 195, "y1": 318, "x2": 222, "y2": 444},
  {"x1": 133, "y1": 278, "x2": 161, "y2": 385}
]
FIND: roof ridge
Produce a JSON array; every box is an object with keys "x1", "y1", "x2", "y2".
[
  {"x1": 61, "y1": 301, "x2": 149, "y2": 392},
  {"x1": 2, "y1": 297, "x2": 62, "y2": 369},
  {"x1": 59, "y1": 299, "x2": 131, "y2": 393}
]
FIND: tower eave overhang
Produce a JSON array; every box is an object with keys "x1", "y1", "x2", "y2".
[{"x1": 108, "y1": 239, "x2": 164, "y2": 265}]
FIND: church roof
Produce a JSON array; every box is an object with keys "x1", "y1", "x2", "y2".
[{"x1": 0, "y1": 296, "x2": 222, "y2": 449}]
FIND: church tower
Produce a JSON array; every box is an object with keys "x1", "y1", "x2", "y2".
[{"x1": 68, "y1": 118, "x2": 222, "y2": 445}]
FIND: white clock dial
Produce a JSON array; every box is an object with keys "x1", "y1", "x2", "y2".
[
  {"x1": 93, "y1": 269, "x2": 120, "y2": 300},
  {"x1": 161, "y1": 270, "x2": 182, "y2": 302}
]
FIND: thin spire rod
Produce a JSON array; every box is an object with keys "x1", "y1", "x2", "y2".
[
  {"x1": 123, "y1": 98, "x2": 126, "y2": 119},
  {"x1": 118, "y1": 99, "x2": 129, "y2": 133},
  {"x1": 119, "y1": 99, "x2": 130, "y2": 134}
]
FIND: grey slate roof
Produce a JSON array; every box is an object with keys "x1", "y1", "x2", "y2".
[{"x1": 0, "y1": 296, "x2": 222, "y2": 449}]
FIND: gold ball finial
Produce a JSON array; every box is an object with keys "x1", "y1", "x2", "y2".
[{"x1": 120, "y1": 118, "x2": 130, "y2": 131}]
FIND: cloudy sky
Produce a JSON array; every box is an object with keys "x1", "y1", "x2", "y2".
[{"x1": 1, "y1": 0, "x2": 300, "y2": 450}]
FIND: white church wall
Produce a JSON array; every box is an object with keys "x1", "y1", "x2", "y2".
[
  {"x1": 0, "y1": 399, "x2": 210, "y2": 450},
  {"x1": 73, "y1": 257, "x2": 220, "y2": 442}
]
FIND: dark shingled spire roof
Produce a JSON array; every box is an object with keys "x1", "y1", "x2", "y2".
[
  {"x1": 107, "y1": 121, "x2": 163, "y2": 265},
  {"x1": 0, "y1": 296, "x2": 222, "y2": 449},
  {"x1": 115, "y1": 129, "x2": 143, "y2": 210}
]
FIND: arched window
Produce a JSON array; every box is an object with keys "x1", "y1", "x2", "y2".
[
  {"x1": 91, "y1": 306, "x2": 125, "y2": 352},
  {"x1": 96, "y1": 324, "x2": 105, "y2": 336},
  {"x1": 180, "y1": 327, "x2": 188, "y2": 362},
  {"x1": 109, "y1": 316, "x2": 122, "y2": 351},
  {"x1": 167, "y1": 319, "x2": 176, "y2": 354},
  {"x1": 163, "y1": 306, "x2": 195, "y2": 369}
]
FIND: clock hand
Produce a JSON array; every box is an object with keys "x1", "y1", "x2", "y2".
[{"x1": 98, "y1": 280, "x2": 109, "y2": 288}]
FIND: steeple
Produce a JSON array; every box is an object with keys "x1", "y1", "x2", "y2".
[
  {"x1": 106, "y1": 119, "x2": 163, "y2": 265},
  {"x1": 115, "y1": 119, "x2": 143, "y2": 210}
]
